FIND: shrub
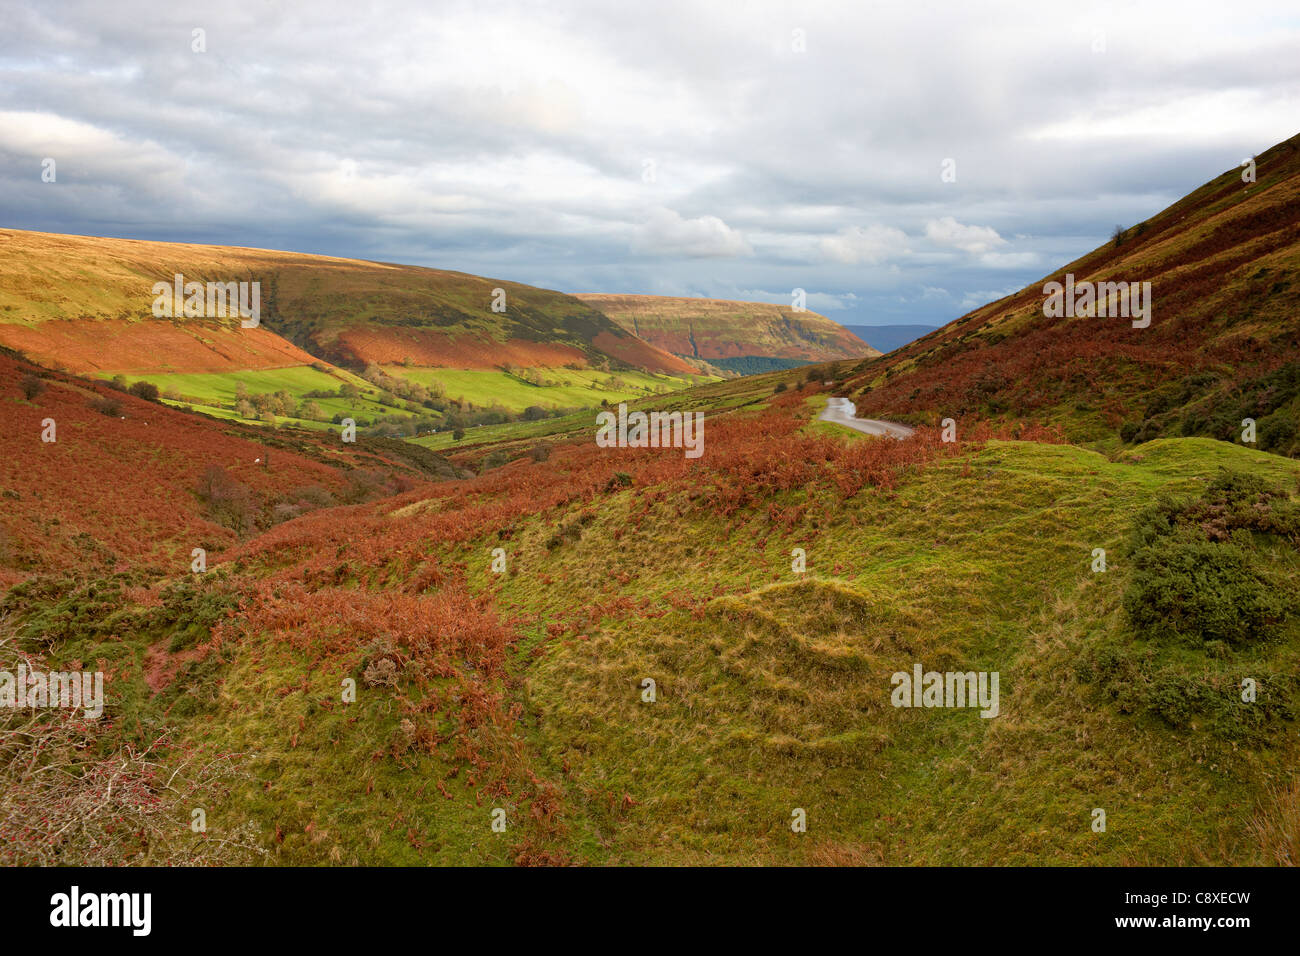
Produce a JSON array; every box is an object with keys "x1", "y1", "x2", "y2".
[
  {"x1": 128, "y1": 381, "x2": 160, "y2": 401},
  {"x1": 605, "y1": 471, "x2": 633, "y2": 492},
  {"x1": 1123, "y1": 529, "x2": 1284, "y2": 645},
  {"x1": 89, "y1": 394, "x2": 122, "y2": 417},
  {"x1": 480, "y1": 451, "x2": 508, "y2": 474},
  {"x1": 530, "y1": 443, "x2": 551, "y2": 462},
  {"x1": 195, "y1": 465, "x2": 255, "y2": 532},
  {"x1": 363, "y1": 658, "x2": 399, "y2": 687},
  {"x1": 1124, "y1": 470, "x2": 1294, "y2": 645},
  {"x1": 19, "y1": 374, "x2": 45, "y2": 400}
]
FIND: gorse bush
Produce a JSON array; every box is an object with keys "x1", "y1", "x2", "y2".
[
  {"x1": 1124, "y1": 470, "x2": 1295, "y2": 645},
  {"x1": 1124, "y1": 528, "x2": 1284, "y2": 645}
]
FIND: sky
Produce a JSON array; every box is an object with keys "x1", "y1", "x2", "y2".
[{"x1": 1, "y1": 0, "x2": 1297, "y2": 328}]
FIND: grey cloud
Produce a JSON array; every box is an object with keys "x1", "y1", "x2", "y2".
[{"x1": 0, "y1": 0, "x2": 1297, "y2": 328}]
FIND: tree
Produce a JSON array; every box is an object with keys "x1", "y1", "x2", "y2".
[
  {"x1": 128, "y1": 381, "x2": 160, "y2": 401},
  {"x1": 453, "y1": 428, "x2": 466, "y2": 441}
]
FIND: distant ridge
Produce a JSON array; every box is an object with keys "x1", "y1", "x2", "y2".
[
  {"x1": 0, "y1": 229, "x2": 695, "y2": 376},
  {"x1": 574, "y1": 293, "x2": 879, "y2": 366}
]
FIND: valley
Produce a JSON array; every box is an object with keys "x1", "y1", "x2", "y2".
[{"x1": 2, "y1": 134, "x2": 1299, "y2": 869}]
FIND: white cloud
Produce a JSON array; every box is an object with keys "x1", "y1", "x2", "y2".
[
  {"x1": 634, "y1": 206, "x2": 752, "y2": 258},
  {"x1": 820, "y1": 225, "x2": 909, "y2": 265},
  {"x1": 924, "y1": 217, "x2": 1007, "y2": 255}
]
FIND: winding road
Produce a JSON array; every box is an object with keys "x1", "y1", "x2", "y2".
[{"x1": 818, "y1": 396, "x2": 915, "y2": 440}]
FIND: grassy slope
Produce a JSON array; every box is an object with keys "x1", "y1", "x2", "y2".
[
  {"x1": 575, "y1": 293, "x2": 880, "y2": 362},
  {"x1": 8, "y1": 369, "x2": 1294, "y2": 865},
  {"x1": 0, "y1": 228, "x2": 695, "y2": 377},
  {"x1": 458, "y1": 435, "x2": 1298, "y2": 864},
  {"x1": 0, "y1": 348, "x2": 461, "y2": 580},
  {"x1": 844, "y1": 132, "x2": 1300, "y2": 456},
  {"x1": 0, "y1": 229, "x2": 718, "y2": 432}
]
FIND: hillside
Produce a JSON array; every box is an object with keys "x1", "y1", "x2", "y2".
[
  {"x1": 5, "y1": 369, "x2": 1297, "y2": 865},
  {"x1": 0, "y1": 345, "x2": 462, "y2": 582},
  {"x1": 0, "y1": 230, "x2": 714, "y2": 435},
  {"x1": 573, "y1": 293, "x2": 879, "y2": 368},
  {"x1": 0, "y1": 229, "x2": 694, "y2": 376},
  {"x1": 843, "y1": 133, "x2": 1300, "y2": 456}
]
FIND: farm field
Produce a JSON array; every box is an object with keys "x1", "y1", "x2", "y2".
[
  {"x1": 386, "y1": 366, "x2": 712, "y2": 414},
  {"x1": 119, "y1": 365, "x2": 406, "y2": 428}
]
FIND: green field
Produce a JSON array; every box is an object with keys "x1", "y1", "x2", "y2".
[
  {"x1": 115, "y1": 365, "x2": 425, "y2": 430},
  {"x1": 111, "y1": 364, "x2": 716, "y2": 435},
  {"x1": 387, "y1": 366, "x2": 710, "y2": 413}
]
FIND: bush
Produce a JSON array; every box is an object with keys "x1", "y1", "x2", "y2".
[
  {"x1": 530, "y1": 443, "x2": 551, "y2": 462},
  {"x1": 1123, "y1": 529, "x2": 1284, "y2": 645},
  {"x1": 480, "y1": 451, "x2": 508, "y2": 475},
  {"x1": 1124, "y1": 470, "x2": 1294, "y2": 645},
  {"x1": 90, "y1": 394, "x2": 123, "y2": 417},
  {"x1": 195, "y1": 465, "x2": 255, "y2": 532},
  {"x1": 128, "y1": 381, "x2": 160, "y2": 401},
  {"x1": 605, "y1": 471, "x2": 633, "y2": 492},
  {"x1": 19, "y1": 374, "x2": 45, "y2": 400}
]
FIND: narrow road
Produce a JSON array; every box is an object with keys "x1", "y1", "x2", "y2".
[{"x1": 818, "y1": 396, "x2": 915, "y2": 440}]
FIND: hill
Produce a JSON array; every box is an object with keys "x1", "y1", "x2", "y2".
[
  {"x1": 0, "y1": 229, "x2": 694, "y2": 376},
  {"x1": 0, "y1": 229, "x2": 711, "y2": 434},
  {"x1": 0, "y1": 346, "x2": 463, "y2": 581},
  {"x1": 843, "y1": 133, "x2": 1300, "y2": 456},
  {"x1": 573, "y1": 293, "x2": 879, "y2": 368}
]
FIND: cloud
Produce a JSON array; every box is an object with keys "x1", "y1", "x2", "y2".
[
  {"x1": 924, "y1": 217, "x2": 1007, "y2": 255},
  {"x1": 634, "y1": 206, "x2": 752, "y2": 258},
  {"x1": 0, "y1": 0, "x2": 1296, "y2": 331},
  {"x1": 820, "y1": 225, "x2": 910, "y2": 265},
  {"x1": 979, "y1": 251, "x2": 1040, "y2": 268}
]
